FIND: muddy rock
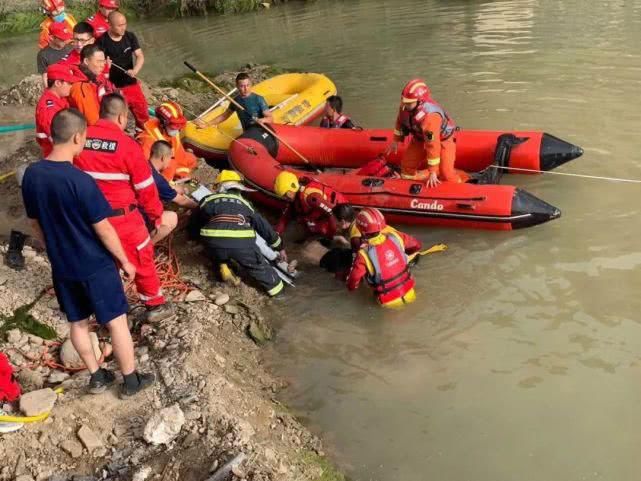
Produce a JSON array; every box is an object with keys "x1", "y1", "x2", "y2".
[
  {"x1": 7, "y1": 328, "x2": 21, "y2": 344},
  {"x1": 59, "y1": 334, "x2": 101, "y2": 369},
  {"x1": 185, "y1": 289, "x2": 207, "y2": 302},
  {"x1": 214, "y1": 293, "x2": 230, "y2": 306},
  {"x1": 77, "y1": 425, "x2": 103, "y2": 453},
  {"x1": 0, "y1": 75, "x2": 43, "y2": 106},
  {"x1": 17, "y1": 369, "x2": 45, "y2": 391},
  {"x1": 19, "y1": 388, "x2": 57, "y2": 416},
  {"x1": 47, "y1": 371, "x2": 70, "y2": 384},
  {"x1": 59, "y1": 439, "x2": 83, "y2": 458},
  {"x1": 143, "y1": 404, "x2": 185, "y2": 445}
]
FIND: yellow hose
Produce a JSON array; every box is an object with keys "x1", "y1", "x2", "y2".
[
  {"x1": 0, "y1": 387, "x2": 64, "y2": 424},
  {"x1": 0, "y1": 170, "x2": 15, "y2": 183}
]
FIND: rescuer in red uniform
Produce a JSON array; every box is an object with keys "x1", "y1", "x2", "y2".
[{"x1": 75, "y1": 93, "x2": 173, "y2": 322}]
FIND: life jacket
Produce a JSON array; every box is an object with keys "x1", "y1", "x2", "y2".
[
  {"x1": 296, "y1": 178, "x2": 345, "y2": 217},
  {"x1": 138, "y1": 118, "x2": 196, "y2": 180},
  {"x1": 0, "y1": 352, "x2": 21, "y2": 403},
  {"x1": 38, "y1": 15, "x2": 77, "y2": 49},
  {"x1": 320, "y1": 114, "x2": 351, "y2": 129},
  {"x1": 401, "y1": 98, "x2": 457, "y2": 142},
  {"x1": 359, "y1": 232, "x2": 415, "y2": 305}
]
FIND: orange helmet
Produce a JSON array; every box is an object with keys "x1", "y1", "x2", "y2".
[
  {"x1": 42, "y1": 0, "x2": 65, "y2": 13},
  {"x1": 355, "y1": 208, "x2": 387, "y2": 236},
  {"x1": 155, "y1": 101, "x2": 187, "y2": 130},
  {"x1": 401, "y1": 78, "x2": 430, "y2": 103}
]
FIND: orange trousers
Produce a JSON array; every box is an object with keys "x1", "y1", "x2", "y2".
[{"x1": 401, "y1": 137, "x2": 468, "y2": 183}]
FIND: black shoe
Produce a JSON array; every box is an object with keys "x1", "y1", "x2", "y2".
[
  {"x1": 119, "y1": 372, "x2": 155, "y2": 399},
  {"x1": 469, "y1": 167, "x2": 502, "y2": 185},
  {"x1": 145, "y1": 303, "x2": 175, "y2": 323},
  {"x1": 88, "y1": 368, "x2": 116, "y2": 394},
  {"x1": 4, "y1": 230, "x2": 27, "y2": 271}
]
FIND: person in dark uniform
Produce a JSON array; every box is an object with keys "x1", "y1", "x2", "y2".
[
  {"x1": 21, "y1": 108, "x2": 153, "y2": 398},
  {"x1": 198, "y1": 170, "x2": 287, "y2": 297}
]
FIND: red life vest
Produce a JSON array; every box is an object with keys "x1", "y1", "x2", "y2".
[
  {"x1": 399, "y1": 98, "x2": 457, "y2": 142},
  {"x1": 320, "y1": 114, "x2": 351, "y2": 129},
  {"x1": 360, "y1": 232, "x2": 414, "y2": 305},
  {"x1": 0, "y1": 352, "x2": 21, "y2": 403}
]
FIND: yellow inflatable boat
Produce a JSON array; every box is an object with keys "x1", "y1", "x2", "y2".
[{"x1": 183, "y1": 73, "x2": 337, "y2": 161}]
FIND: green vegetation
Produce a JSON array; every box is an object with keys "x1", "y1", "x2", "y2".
[
  {"x1": 211, "y1": 0, "x2": 263, "y2": 14},
  {"x1": 0, "y1": 292, "x2": 57, "y2": 342},
  {"x1": 300, "y1": 450, "x2": 350, "y2": 481}
]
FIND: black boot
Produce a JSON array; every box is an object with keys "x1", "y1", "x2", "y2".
[{"x1": 4, "y1": 230, "x2": 27, "y2": 271}]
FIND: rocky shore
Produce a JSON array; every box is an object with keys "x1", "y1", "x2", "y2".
[{"x1": 0, "y1": 66, "x2": 346, "y2": 481}]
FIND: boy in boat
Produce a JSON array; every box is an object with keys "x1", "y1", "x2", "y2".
[
  {"x1": 346, "y1": 208, "x2": 421, "y2": 308},
  {"x1": 320, "y1": 95, "x2": 356, "y2": 129},
  {"x1": 194, "y1": 73, "x2": 273, "y2": 131}
]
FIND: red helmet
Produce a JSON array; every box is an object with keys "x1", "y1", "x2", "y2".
[
  {"x1": 401, "y1": 78, "x2": 430, "y2": 103},
  {"x1": 155, "y1": 101, "x2": 187, "y2": 130},
  {"x1": 355, "y1": 208, "x2": 387, "y2": 236},
  {"x1": 99, "y1": 0, "x2": 119, "y2": 8},
  {"x1": 42, "y1": 0, "x2": 65, "y2": 13}
]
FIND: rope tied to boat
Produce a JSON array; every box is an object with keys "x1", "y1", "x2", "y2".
[{"x1": 490, "y1": 165, "x2": 641, "y2": 184}]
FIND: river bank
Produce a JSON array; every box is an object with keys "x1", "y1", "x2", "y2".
[
  {"x1": 0, "y1": 66, "x2": 346, "y2": 481},
  {"x1": 0, "y1": 0, "x2": 301, "y2": 35}
]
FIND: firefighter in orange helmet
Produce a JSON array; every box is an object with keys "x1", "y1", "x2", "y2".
[
  {"x1": 386, "y1": 79, "x2": 467, "y2": 187},
  {"x1": 346, "y1": 208, "x2": 422, "y2": 308},
  {"x1": 39, "y1": 0, "x2": 77, "y2": 50},
  {"x1": 137, "y1": 101, "x2": 199, "y2": 181}
]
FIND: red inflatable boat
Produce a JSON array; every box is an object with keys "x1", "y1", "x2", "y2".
[{"x1": 229, "y1": 125, "x2": 583, "y2": 230}]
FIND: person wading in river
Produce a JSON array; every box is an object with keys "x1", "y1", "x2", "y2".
[
  {"x1": 97, "y1": 11, "x2": 149, "y2": 129},
  {"x1": 346, "y1": 207, "x2": 421, "y2": 308}
]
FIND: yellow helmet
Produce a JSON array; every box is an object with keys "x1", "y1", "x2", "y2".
[
  {"x1": 214, "y1": 170, "x2": 243, "y2": 185},
  {"x1": 274, "y1": 171, "x2": 300, "y2": 198}
]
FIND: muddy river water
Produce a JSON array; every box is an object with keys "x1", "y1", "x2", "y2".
[{"x1": 3, "y1": 0, "x2": 641, "y2": 479}]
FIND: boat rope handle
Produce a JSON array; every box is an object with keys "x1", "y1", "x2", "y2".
[{"x1": 491, "y1": 165, "x2": 641, "y2": 184}]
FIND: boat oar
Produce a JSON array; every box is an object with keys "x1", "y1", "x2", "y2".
[
  {"x1": 408, "y1": 243, "x2": 448, "y2": 264},
  {"x1": 183, "y1": 61, "x2": 321, "y2": 173}
]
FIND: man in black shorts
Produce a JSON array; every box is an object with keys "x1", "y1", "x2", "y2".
[{"x1": 21, "y1": 108, "x2": 154, "y2": 399}]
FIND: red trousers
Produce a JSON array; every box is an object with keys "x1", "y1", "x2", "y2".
[
  {"x1": 108, "y1": 210, "x2": 164, "y2": 307},
  {"x1": 120, "y1": 82, "x2": 150, "y2": 130}
]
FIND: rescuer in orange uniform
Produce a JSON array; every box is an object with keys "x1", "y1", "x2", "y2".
[
  {"x1": 68, "y1": 44, "x2": 115, "y2": 125},
  {"x1": 75, "y1": 93, "x2": 173, "y2": 323},
  {"x1": 137, "y1": 101, "x2": 199, "y2": 181},
  {"x1": 346, "y1": 208, "x2": 421, "y2": 308},
  {"x1": 38, "y1": 0, "x2": 77, "y2": 50},
  {"x1": 386, "y1": 79, "x2": 467, "y2": 187}
]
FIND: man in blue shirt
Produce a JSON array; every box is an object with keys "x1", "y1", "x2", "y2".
[
  {"x1": 21, "y1": 108, "x2": 154, "y2": 399},
  {"x1": 195, "y1": 72, "x2": 272, "y2": 131}
]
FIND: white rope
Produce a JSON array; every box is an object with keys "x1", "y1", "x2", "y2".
[{"x1": 491, "y1": 165, "x2": 641, "y2": 184}]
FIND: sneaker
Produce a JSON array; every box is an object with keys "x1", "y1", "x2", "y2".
[
  {"x1": 145, "y1": 303, "x2": 175, "y2": 323},
  {"x1": 88, "y1": 368, "x2": 116, "y2": 394},
  {"x1": 119, "y1": 372, "x2": 155, "y2": 399}
]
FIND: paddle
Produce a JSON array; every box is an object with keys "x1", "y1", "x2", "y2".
[
  {"x1": 183, "y1": 61, "x2": 321, "y2": 173},
  {"x1": 408, "y1": 243, "x2": 448, "y2": 264}
]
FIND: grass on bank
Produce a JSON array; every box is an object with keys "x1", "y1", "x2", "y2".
[
  {"x1": 0, "y1": 0, "x2": 271, "y2": 35},
  {"x1": 300, "y1": 450, "x2": 350, "y2": 481}
]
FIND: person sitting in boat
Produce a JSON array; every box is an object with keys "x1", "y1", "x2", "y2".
[
  {"x1": 194, "y1": 73, "x2": 273, "y2": 131},
  {"x1": 320, "y1": 95, "x2": 356, "y2": 129},
  {"x1": 386, "y1": 79, "x2": 468, "y2": 187},
  {"x1": 346, "y1": 208, "x2": 421, "y2": 308},
  {"x1": 198, "y1": 170, "x2": 287, "y2": 297},
  {"x1": 273, "y1": 171, "x2": 348, "y2": 241},
  {"x1": 137, "y1": 101, "x2": 199, "y2": 181},
  {"x1": 38, "y1": 0, "x2": 77, "y2": 50}
]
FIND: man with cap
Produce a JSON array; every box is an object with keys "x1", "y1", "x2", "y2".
[
  {"x1": 37, "y1": 22, "x2": 73, "y2": 86},
  {"x1": 86, "y1": 0, "x2": 119, "y2": 39},
  {"x1": 198, "y1": 170, "x2": 287, "y2": 297},
  {"x1": 39, "y1": 0, "x2": 77, "y2": 50},
  {"x1": 35, "y1": 63, "x2": 81, "y2": 157}
]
